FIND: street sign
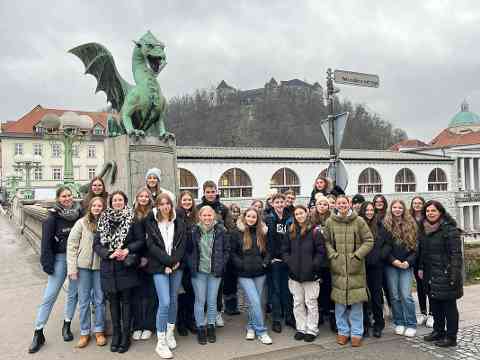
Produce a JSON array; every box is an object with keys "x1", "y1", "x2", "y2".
[
  {"x1": 334, "y1": 69, "x2": 379, "y2": 88},
  {"x1": 320, "y1": 112, "x2": 350, "y2": 155},
  {"x1": 327, "y1": 159, "x2": 348, "y2": 192}
]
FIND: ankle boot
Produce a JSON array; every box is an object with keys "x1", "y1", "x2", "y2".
[
  {"x1": 197, "y1": 326, "x2": 207, "y2": 345},
  {"x1": 118, "y1": 302, "x2": 131, "y2": 353},
  {"x1": 207, "y1": 324, "x2": 216, "y2": 343},
  {"x1": 62, "y1": 320, "x2": 74, "y2": 342},
  {"x1": 435, "y1": 337, "x2": 457, "y2": 347},
  {"x1": 28, "y1": 329, "x2": 45, "y2": 353}
]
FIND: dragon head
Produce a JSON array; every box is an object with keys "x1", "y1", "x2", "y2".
[{"x1": 134, "y1": 31, "x2": 167, "y2": 76}]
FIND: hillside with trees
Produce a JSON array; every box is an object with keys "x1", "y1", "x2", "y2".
[{"x1": 167, "y1": 82, "x2": 407, "y2": 149}]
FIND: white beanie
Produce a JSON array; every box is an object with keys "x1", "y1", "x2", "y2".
[{"x1": 145, "y1": 168, "x2": 162, "y2": 182}]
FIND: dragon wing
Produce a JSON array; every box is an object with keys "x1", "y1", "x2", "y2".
[{"x1": 69, "y1": 43, "x2": 132, "y2": 111}]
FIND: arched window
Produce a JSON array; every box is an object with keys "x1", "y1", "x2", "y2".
[
  {"x1": 271, "y1": 168, "x2": 300, "y2": 194},
  {"x1": 358, "y1": 168, "x2": 382, "y2": 194},
  {"x1": 178, "y1": 168, "x2": 199, "y2": 199},
  {"x1": 395, "y1": 168, "x2": 416, "y2": 192},
  {"x1": 428, "y1": 168, "x2": 448, "y2": 191},
  {"x1": 218, "y1": 168, "x2": 252, "y2": 198}
]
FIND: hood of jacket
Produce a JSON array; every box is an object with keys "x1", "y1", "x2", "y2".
[{"x1": 330, "y1": 209, "x2": 357, "y2": 223}]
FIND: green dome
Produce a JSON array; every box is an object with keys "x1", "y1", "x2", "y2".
[{"x1": 449, "y1": 101, "x2": 480, "y2": 127}]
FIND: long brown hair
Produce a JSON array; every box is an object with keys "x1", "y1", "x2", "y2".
[
  {"x1": 358, "y1": 201, "x2": 377, "y2": 238},
  {"x1": 83, "y1": 176, "x2": 108, "y2": 208},
  {"x1": 155, "y1": 193, "x2": 175, "y2": 222},
  {"x1": 290, "y1": 205, "x2": 312, "y2": 238},
  {"x1": 384, "y1": 199, "x2": 417, "y2": 250},
  {"x1": 238, "y1": 207, "x2": 267, "y2": 253},
  {"x1": 134, "y1": 187, "x2": 153, "y2": 221},
  {"x1": 177, "y1": 190, "x2": 198, "y2": 224},
  {"x1": 85, "y1": 196, "x2": 106, "y2": 232}
]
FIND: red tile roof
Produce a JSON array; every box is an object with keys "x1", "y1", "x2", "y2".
[
  {"x1": 390, "y1": 139, "x2": 427, "y2": 151},
  {"x1": 2, "y1": 105, "x2": 108, "y2": 134},
  {"x1": 428, "y1": 128, "x2": 480, "y2": 148}
]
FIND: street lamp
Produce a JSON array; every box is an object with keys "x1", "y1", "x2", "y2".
[
  {"x1": 13, "y1": 154, "x2": 42, "y2": 200},
  {"x1": 38, "y1": 112, "x2": 94, "y2": 196},
  {"x1": 5, "y1": 174, "x2": 23, "y2": 201}
]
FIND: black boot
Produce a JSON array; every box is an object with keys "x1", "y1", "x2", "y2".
[
  {"x1": 363, "y1": 325, "x2": 370, "y2": 338},
  {"x1": 118, "y1": 302, "x2": 131, "y2": 353},
  {"x1": 272, "y1": 321, "x2": 282, "y2": 333},
  {"x1": 110, "y1": 300, "x2": 122, "y2": 352},
  {"x1": 225, "y1": 298, "x2": 240, "y2": 316},
  {"x1": 318, "y1": 312, "x2": 325, "y2": 326},
  {"x1": 424, "y1": 331, "x2": 445, "y2": 342},
  {"x1": 207, "y1": 324, "x2": 216, "y2": 343},
  {"x1": 62, "y1": 320, "x2": 73, "y2": 342},
  {"x1": 435, "y1": 337, "x2": 457, "y2": 347},
  {"x1": 373, "y1": 327, "x2": 383, "y2": 338},
  {"x1": 197, "y1": 326, "x2": 207, "y2": 345},
  {"x1": 28, "y1": 329, "x2": 45, "y2": 353}
]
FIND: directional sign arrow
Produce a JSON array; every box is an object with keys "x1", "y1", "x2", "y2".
[{"x1": 320, "y1": 112, "x2": 349, "y2": 156}]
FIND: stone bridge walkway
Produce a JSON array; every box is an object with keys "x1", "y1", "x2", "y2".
[{"x1": 1, "y1": 213, "x2": 480, "y2": 360}]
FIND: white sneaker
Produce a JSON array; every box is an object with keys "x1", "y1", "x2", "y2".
[
  {"x1": 166, "y1": 323, "x2": 177, "y2": 349},
  {"x1": 404, "y1": 328, "x2": 417, "y2": 337},
  {"x1": 258, "y1": 333, "x2": 273, "y2": 345},
  {"x1": 156, "y1": 333, "x2": 173, "y2": 359},
  {"x1": 216, "y1": 313, "x2": 225, "y2": 327},
  {"x1": 132, "y1": 330, "x2": 143, "y2": 341},
  {"x1": 141, "y1": 330, "x2": 152, "y2": 340},
  {"x1": 395, "y1": 325, "x2": 405, "y2": 335},
  {"x1": 416, "y1": 314, "x2": 427, "y2": 326},
  {"x1": 425, "y1": 315, "x2": 434, "y2": 328},
  {"x1": 246, "y1": 329, "x2": 255, "y2": 340}
]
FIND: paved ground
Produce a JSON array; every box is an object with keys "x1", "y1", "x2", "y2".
[{"x1": 2, "y1": 213, "x2": 480, "y2": 360}]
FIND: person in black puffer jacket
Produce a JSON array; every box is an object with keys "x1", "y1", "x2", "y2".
[
  {"x1": 175, "y1": 191, "x2": 198, "y2": 336},
  {"x1": 282, "y1": 205, "x2": 326, "y2": 342},
  {"x1": 93, "y1": 191, "x2": 144, "y2": 353},
  {"x1": 359, "y1": 201, "x2": 392, "y2": 338},
  {"x1": 230, "y1": 207, "x2": 273, "y2": 345},
  {"x1": 28, "y1": 186, "x2": 82, "y2": 354},
  {"x1": 418, "y1": 200, "x2": 463, "y2": 348}
]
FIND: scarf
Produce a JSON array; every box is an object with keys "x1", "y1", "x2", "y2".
[
  {"x1": 98, "y1": 207, "x2": 134, "y2": 251},
  {"x1": 53, "y1": 201, "x2": 81, "y2": 222},
  {"x1": 423, "y1": 218, "x2": 442, "y2": 235}
]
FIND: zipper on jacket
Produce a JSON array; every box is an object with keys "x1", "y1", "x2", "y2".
[{"x1": 345, "y1": 223, "x2": 348, "y2": 305}]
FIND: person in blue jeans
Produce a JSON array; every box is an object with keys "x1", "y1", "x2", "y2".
[
  {"x1": 28, "y1": 186, "x2": 81, "y2": 353},
  {"x1": 265, "y1": 193, "x2": 294, "y2": 333},
  {"x1": 187, "y1": 205, "x2": 229, "y2": 345},
  {"x1": 382, "y1": 199, "x2": 418, "y2": 337},
  {"x1": 67, "y1": 196, "x2": 106, "y2": 348},
  {"x1": 323, "y1": 195, "x2": 373, "y2": 348},
  {"x1": 230, "y1": 207, "x2": 273, "y2": 345},
  {"x1": 145, "y1": 193, "x2": 186, "y2": 359}
]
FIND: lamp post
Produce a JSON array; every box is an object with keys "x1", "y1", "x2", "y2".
[
  {"x1": 38, "y1": 112, "x2": 94, "y2": 197},
  {"x1": 5, "y1": 174, "x2": 23, "y2": 201},
  {"x1": 13, "y1": 154, "x2": 42, "y2": 200}
]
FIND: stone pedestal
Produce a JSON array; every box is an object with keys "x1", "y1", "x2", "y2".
[{"x1": 104, "y1": 135, "x2": 178, "y2": 202}]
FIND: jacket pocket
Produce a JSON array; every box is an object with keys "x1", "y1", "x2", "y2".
[
  {"x1": 330, "y1": 255, "x2": 345, "y2": 275},
  {"x1": 348, "y1": 255, "x2": 362, "y2": 275}
]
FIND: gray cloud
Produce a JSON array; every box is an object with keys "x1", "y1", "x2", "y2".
[{"x1": 1, "y1": 0, "x2": 480, "y2": 141}]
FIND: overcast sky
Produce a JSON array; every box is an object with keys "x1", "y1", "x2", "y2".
[{"x1": 1, "y1": 0, "x2": 479, "y2": 141}]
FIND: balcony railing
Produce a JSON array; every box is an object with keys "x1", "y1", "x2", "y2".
[{"x1": 455, "y1": 191, "x2": 480, "y2": 202}]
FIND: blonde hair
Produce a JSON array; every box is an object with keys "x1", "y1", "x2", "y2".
[
  {"x1": 383, "y1": 199, "x2": 417, "y2": 251},
  {"x1": 238, "y1": 207, "x2": 267, "y2": 253},
  {"x1": 134, "y1": 187, "x2": 153, "y2": 220},
  {"x1": 85, "y1": 196, "x2": 105, "y2": 232}
]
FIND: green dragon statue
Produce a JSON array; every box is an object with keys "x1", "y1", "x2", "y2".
[{"x1": 69, "y1": 31, "x2": 173, "y2": 139}]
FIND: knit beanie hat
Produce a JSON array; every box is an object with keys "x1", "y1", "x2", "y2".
[{"x1": 145, "y1": 168, "x2": 162, "y2": 182}]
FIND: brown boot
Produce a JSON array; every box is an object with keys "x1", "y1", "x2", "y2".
[
  {"x1": 351, "y1": 336, "x2": 362, "y2": 347},
  {"x1": 95, "y1": 332, "x2": 107, "y2": 346},
  {"x1": 76, "y1": 335, "x2": 90, "y2": 348},
  {"x1": 336, "y1": 334, "x2": 349, "y2": 345}
]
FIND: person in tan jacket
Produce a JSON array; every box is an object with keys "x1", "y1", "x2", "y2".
[{"x1": 67, "y1": 196, "x2": 107, "y2": 348}]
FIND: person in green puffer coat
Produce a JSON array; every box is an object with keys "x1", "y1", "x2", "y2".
[{"x1": 323, "y1": 195, "x2": 373, "y2": 348}]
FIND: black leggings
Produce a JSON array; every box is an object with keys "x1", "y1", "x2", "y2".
[
  {"x1": 414, "y1": 268, "x2": 430, "y2": 315},
  {"x1": 106, "y1": 288, "x2": 134, "y2": 333},
  {"x1": 430, "y1": 298, "x2": 459, "y2": 338}
]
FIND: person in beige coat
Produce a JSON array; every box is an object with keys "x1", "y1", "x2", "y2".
[
  {"x1": 67, "y1": 196, "x2": 106, "y2": 348},
  {"x1": 323, "y1": 195, "x2": 373, "y2": 348}
]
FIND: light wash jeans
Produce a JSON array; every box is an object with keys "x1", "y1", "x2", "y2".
[
  {"x1": 385, "y1": 266, "x2": 416, "y2": 328},
  {"x1": 335, "y1": 303, "x2": 364, "y2": 337},
  {"x1": 191, "y1": 272, "x2": 221, "y2": 327},
  {"x1": 78, "y1": 268, "x2": 104, "y2": 335},
  {"x1": 153, "y1": 270, "x2": 183, "y2": 332},
  {"x1": 34, "y1": 253, "x2": 78, "y2": 329},
  {"x1": 238, "y1": 275, "x2": 267, "y2": 335}
]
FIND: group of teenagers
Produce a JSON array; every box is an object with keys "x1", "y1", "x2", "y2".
[{"x1": 27, "y1": 169, "x2": 464, "y2": 358}]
